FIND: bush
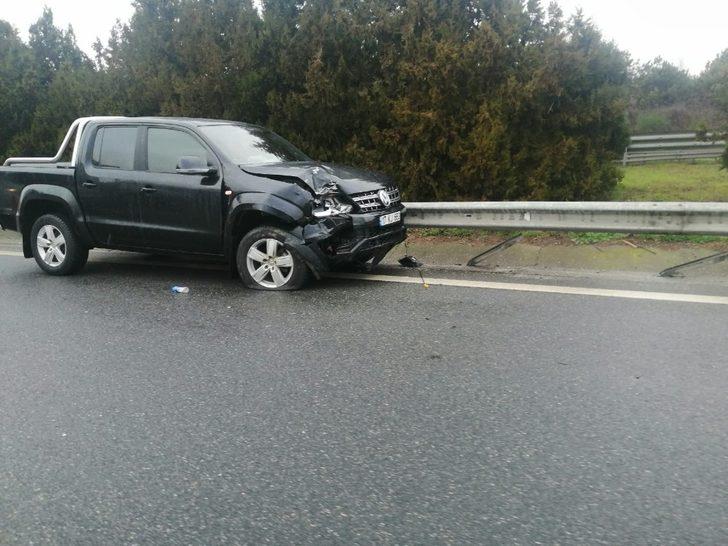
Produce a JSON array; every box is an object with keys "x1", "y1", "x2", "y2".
[
  {"x1": 2, "y1": 1, "x2": 631, "y2": 202},
  {"x1": 634, "y1": 112, "x2": 671, "y2": 134}
]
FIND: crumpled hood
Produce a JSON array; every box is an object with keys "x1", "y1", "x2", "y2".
[{"x1": 241, "y1": 161, "x2": 392, "y2": 196}]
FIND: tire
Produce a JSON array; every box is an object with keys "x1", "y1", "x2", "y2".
[
  {"x1": 236, "y1": 226, "x2": 311, "y2": 291},
  {"x1": 30, "y1": 214, "x2": 89, "y2": 276}
]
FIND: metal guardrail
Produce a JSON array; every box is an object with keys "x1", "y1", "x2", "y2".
[
  {"x1": 622, "y1": 133, "x2": 725, "y2": 165},
  {"x1": 403, "y1": 202, "x2": 728, "y2": 236},
  {"x1": 630, "y1": 132, "x2": 724, "y2": 142}
]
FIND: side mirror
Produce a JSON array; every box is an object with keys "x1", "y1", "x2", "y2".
[{"x1": 176, "y1": 156, "x2": 218, "y2": 176}]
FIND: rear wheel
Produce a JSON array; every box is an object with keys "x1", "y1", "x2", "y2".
[
  {"x1": 236, "y1": 227, "x2": 311, "y2": 290},
  {"x1": 30, "y1": 214, "x2": 89, "y2": 276}
]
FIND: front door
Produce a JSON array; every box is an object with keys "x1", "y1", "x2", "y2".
[
  {"x1": 137, "y1": 127, "x2": 223, "y2": 253},
  {"x1": 77, "y1": 125, "x2": 144, "y2": 247}
]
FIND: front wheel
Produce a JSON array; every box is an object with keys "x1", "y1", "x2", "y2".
[
  {"x1": 236, "y1": 227, "x2": 311, "y2": 291},
  {"x1": 30, "y1": 214, "x2": 89, "y2": 276}
]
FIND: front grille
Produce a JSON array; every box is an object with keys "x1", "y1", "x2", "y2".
[{"x1": 350, "y1": 186, "x2": 401, "y2": 213}]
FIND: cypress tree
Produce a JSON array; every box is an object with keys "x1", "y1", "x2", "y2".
[{"x1": 1, "y1": 1, "x2": 634, "y2": 201}]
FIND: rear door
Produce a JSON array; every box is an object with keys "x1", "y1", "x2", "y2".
[
  {"x1": 76, "y1": 125, "x2": 144, "y2": 247},
  {"x1": 137, "y1": 126, "x2": 223, "y2": 253}
]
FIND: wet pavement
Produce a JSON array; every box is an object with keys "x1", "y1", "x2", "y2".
[{"x1": 1, "y1": 251, "x2": 727, "y2": 544}]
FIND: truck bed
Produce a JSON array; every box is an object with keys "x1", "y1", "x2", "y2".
[{"x1": 0, "y1": 164, "x2": 76, "y2": 231}]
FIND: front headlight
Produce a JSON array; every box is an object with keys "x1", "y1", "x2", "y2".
[{"x1": 313, "y1": 196, "x2": 353, "y2": 218}]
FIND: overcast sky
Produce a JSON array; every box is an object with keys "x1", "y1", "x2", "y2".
[{"x1": 5, "y1": 0, "x2": 727, "y2": 74}]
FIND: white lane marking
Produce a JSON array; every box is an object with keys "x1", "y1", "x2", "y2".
[
  {"x1": 330, "y1": 272, "x2": 728, "y2": 306},
  {"x1": 2, "y1": 250, "x2": 726, "y2": 305}
]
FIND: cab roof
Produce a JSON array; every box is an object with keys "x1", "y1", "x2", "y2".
[{"x1": 86, "y1": 116, "x2": 255, "y2": 128}]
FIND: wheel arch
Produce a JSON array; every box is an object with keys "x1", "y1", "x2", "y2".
[
  {"x1": 224, "y1": 194, "x2": 328, "y2": 279},
  {"x1": 224, "y1": 194, "x2": 306, "y2": 260},
  {"x1": 17, "y1": 185, "x2": 93, "y2": 258}
]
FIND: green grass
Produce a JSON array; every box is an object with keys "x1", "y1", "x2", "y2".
[
  {"x1": 632, "y1": 233, "x2": 726, "y2": 244},
  {"x1": 614, "y1": 160, "x2": 728, "y2": 202},
  {"x1": 569, "y1": 232, "x2": 625, "y2": 245},
  {"x1": 568, "y1": 232, "x2": 726, "y2": 245},
  {"x1": 417, "y1": 227, "x2": 483, "y2": 238}
]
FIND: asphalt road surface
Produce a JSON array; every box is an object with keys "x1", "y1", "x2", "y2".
[{"x1": 1, "y1": 252, "x2": 727, "y2": 544}]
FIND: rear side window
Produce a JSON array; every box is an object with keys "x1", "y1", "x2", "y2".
[
  {"x1": 91, "y1": 127, "x2": 137, "y2": 170},
  {"x1": 147, "y1": 128, "x2": 209, "y2": 173}
]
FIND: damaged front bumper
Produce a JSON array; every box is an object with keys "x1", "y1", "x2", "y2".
[{"x1": 286, "y1": 204, "x2": 407, "y2": 278}]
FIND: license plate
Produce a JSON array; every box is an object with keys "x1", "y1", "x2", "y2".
[{"x1": 379, "y1": 211, "x2": 401, "y2": 226}]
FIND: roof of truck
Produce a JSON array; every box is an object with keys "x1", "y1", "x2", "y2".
[
  {"x1": 87, "y1": 116, "x2": 252, "y2": 127},
  {"x1": 3, "y1": 116, "x2": 258, "y2": 168}
]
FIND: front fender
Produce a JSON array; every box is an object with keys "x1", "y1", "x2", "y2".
[
  {"x1": 17, "y1": 185, "x2": 94, "y2": 257},
  {"x1": 224, "y1": 192, "x2": 308, "y2": 255}
]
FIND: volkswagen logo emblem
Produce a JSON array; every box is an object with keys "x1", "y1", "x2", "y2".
[{"x1": 378, "y1": 189, "x2": 391, "y2": 207}]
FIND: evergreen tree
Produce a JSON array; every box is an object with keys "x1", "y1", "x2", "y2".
[
  {"x1": 702, "y1": 50, "x2": 728, "y2": 119},
  {"x1": 0, "y1": 22, "x2": 36, "y2": 158},
  {"x1": 633, "y1": 59, "x2": 694, "y2": 110},
  {"x1": 170, "y1": 0, "x2": 266, "y2": 120},
  {"x1": 1, "y1": 11, "x2": 92, "y2": 157},
  {"x1": 28, "y1": 8, "x2": 91, "y2": 85},
  {"x1": 1, "y1": 1, "x2": 635, "y2": 201},
  {"x1": 701, "y1": 50, "x2": 728, "y2": 168}
]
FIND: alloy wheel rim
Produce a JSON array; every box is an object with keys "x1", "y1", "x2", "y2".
[
  {"x1": 246, "y1": 238, "x2": 294, "y2": 288},
  {"x1": 36, "y1": 225, "x2": 66, "y2": 268}
]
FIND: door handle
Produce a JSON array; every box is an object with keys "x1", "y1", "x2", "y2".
[
  {"x1": 82, "y1": 181, "x2": 97, "y2": 188},
  {"x1": 140, "y1": 186, "x2": 157, "y2": 194}
]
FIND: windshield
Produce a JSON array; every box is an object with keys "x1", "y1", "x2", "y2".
[{"x1": 199, "y1": 124, "x2": 310, "y2": 165}]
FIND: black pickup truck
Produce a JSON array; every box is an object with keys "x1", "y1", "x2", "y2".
[{"x1": 0, "y1": 117, "x2": 406, "y2": 290}]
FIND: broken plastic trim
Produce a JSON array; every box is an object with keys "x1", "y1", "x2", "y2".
[
  {"x1": 281, "y1": 230, "x2": 330, "y2": 280},
  {"x1": 308, "y1": 168, "x2": 351, "y2": 217},
  {"x1": 312, "y1": 196, "x2": 353, "y2": 218},
  {"x1": 399, "y1": 255, "x2": 423, "y2": 268}
]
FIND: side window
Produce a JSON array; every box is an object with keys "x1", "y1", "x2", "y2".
[
  {"x1": 147, "y1": 128, "x2": 209, "y2": 173},
  {"x1": 91, "y1": 127, "x2": 137, "y2": 170}
]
